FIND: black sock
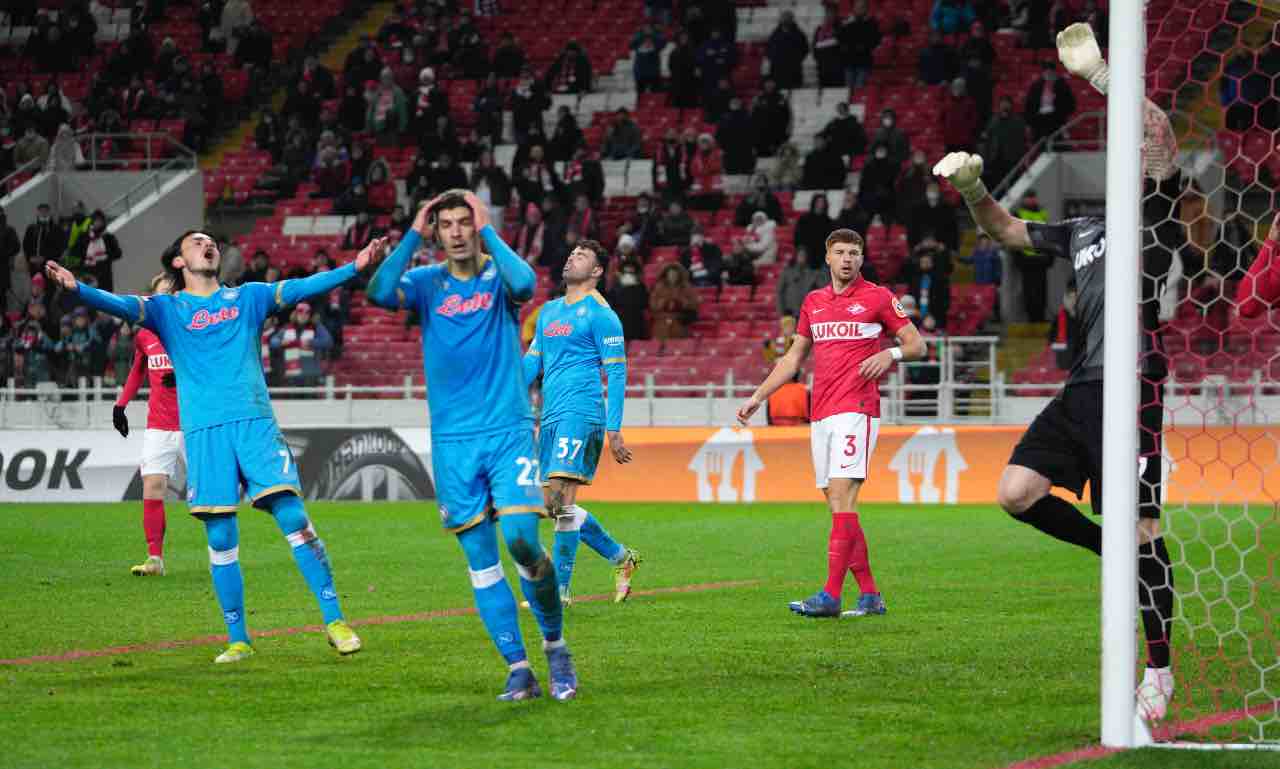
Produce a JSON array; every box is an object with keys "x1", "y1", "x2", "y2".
[
  {"x1": 1013, "y1": 495, "x2": 1103, "y2": 555},
  {"x1": 1138, "y1": 537, "x2": 1175, "y2": 669}
]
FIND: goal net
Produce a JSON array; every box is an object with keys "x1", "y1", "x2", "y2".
[{"x1": 1132, "y1": 0, "x2": 1278, "y2": 749}]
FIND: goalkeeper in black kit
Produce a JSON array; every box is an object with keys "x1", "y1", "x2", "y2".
[{"x1": 933, "y1": 23, "x2": 1182, "y2": 723}]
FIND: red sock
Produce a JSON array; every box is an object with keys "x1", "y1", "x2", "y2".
[
  {"x1": 143, "y1": 499, "x2": 166, "y2": 557},
  {"x1": 824, "y1": 513, "x2": 859, "y2": 598},
  {"x1": 845, "y1": 512, "x2": 879, "y2": 594}
]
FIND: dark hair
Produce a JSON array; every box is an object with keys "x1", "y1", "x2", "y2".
[
  {"x1": 160, "y1": 229, "x2": 204, "y2": 291},
  {"x1": 577, "y1": 239, "x2": 609, "y2": 275},
  {"x1": 825, "y1": 228, "x2": 866, "y2": 253}
]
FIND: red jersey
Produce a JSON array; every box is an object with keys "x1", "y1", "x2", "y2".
[
  {"x1": 796, "y1": 277, "x2": 911, "y2": 421},
  {"x1": 115, "y1": 328, "x2": 181, "y2": 431},
  {"x1": 1236, "y1": 237, "x2": 1280, "y2": 319}
]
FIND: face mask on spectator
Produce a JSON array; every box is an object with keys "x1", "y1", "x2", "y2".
[{"x1": 619, "y1": 271, "x2": 638, "y2": 286}]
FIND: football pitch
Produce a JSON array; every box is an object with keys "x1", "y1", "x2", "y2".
[{"x1": 0, "y1": 501, "x2": 1274, "y2": 769}]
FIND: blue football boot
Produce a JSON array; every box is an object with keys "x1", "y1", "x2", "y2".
[
  {"x1": 788, "y1": 590, "x2": 841, "y2": 617},
  {"x1": 497, "y1": 666, "x2": 542, "y2": 701},
  {"x1": 545, "y1": 645, "x2": 579, "y2": 701},
  {"x1": 841, "y1": 592, "x2": 887, "y2": 617}
]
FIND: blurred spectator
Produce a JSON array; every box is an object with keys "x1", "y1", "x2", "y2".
[
  {"x1": 221, "y1": 0, "x2": 254, "y2": 56},
  {"x1": 23, "y1": 202, "x2": 63, "y2": 271},
  {"x1": 566, "y1": 193, "x2": 601, "y2": 242},
  {"x1": 270, "y1": 303, "x2": 333, "y2": 388},
  {"x1": 704, "y1": 77, "x2": 735, "y2": 125},
  {"x1": 55, "y1": 306, "x2": 101, "y2": 386},
  {"x1": 607, "y1": 258, "x2": 650, "y2": 341},
  {"x1": 632, "y1": 23, "x2": 666, "y2": 93},
  {"x1": 333, "y1": 181, "x2": 369, "y2": 216},
  {"x1": 0, "y1": 207, "x2": 19, "y2": 310},
  {"x1": 514, "y1": 144, "x2": 562, "y2": 207},
  {"x1": 338, "y1": 82, "x2": 367, "y2": 134},
  {"x1": 771, "y1": 143, "x2": 803, "y2": 190},
  {"x1": 547, "y1": 40, "x2": 592, "y2": 94},
  {"x1": 858, "y1": 143, "x2": 900, "y2": 225},
  {"x1": 801, "y1": 135, "x2": 847, "y2": 191},
  {"x1": 931, "y1": 0, "x2": 976, "y2": 34},
  {"x1": 654, "y1": 128, "x2": 689, "y2": 200},
  {"x1": 681, "y1": 229, "x2": 724, "y2": 289},
  {"x1": 603, "y1": 109, "x2": 645, "y2": 160},
  {"x1": 549, "y1": 106, "x2": 583, "y2": 163},
  {"x1": 645, "y1": 0, "x2": 673, "y2": 26},
  {"x1": 842, "y1": 0, "x2": 882, "y2": 88},
  {"x1": 751, "y1": 79, "x2": 791, "y2": 158},
  {"x1": 778, "y1": 248, "x2": 827, "y2": 314},
  {"x1": 512, "y1": 203, "x2": 556, "y2": 269},
  {"x1": 736, "y1": 176, "x2": 786, "y2": 226},
  {"x1": 470, "y1": 150, "x2": 513, "y2": 233},
  {"x1": 428, "y1": 153, "x2": 469, "y2": 197},
  {"x1": 686, "y1": 133, "x2": 724, "y2": 210},
  {"x1": 12, "y1": 95, "x2": 39, "y2": 140},
  {"x1": 904, "y1": 239, "x2": 952, "y2": 330},
  {"x1": 650, "y1": 263, "x2": 700, "y2": 341},
  {"x1": 389, "y1": 205, "x2": 412, "y2": 235},
  {"x1": 367, "y1": 69, "x2": 409, "y2": 144},
  {"x1": 255, "y1": 112, "x2": 284, "y2": 163},
  {"x1": 766, "y1": 11, "x2": 809, "y2": 89},
  {"x1": 1024, "y1": 61, "x2": 1075, "y2": 142},
  {"x1": 740, "y1": 210, "x2": 778, "y2": 265},
  {"x1": 473, "y1": 75, "x2": 506, "y2": 146},
  {"x1": 72, "y1": 210, "x2": 123, "y2": 292},
  {"x1": 366, "y1": 158, "x2": 397, "y2": 212},
  {"x1": 618, "y1": 194, "x2": 660, "y2": 257},
  {"x1": 37, "y1": 83, "x2": 72, "y2": 136},
  {"x1": 909, "y1": 181, "x2": 960, "y2": 250},
  {"x1": 918, "y1": 29, "x2": 958, "y2": 86},
  {"x1": 897, "y1": 149, "x2": 932, "y2": 222},
  {"x1": 411, "y1": 67, "x2": 450, "y2": 138},
  {"x1": 697, "y1": 27, "x2": 736, "y2": 105},
  {"x1": 834, "y1": 189, "x2": 871, "y2": 239},
  {"x1": 961, "y1": 53, "x2": 994, "y2": 130},
  {"x1": 493, "y1": 32, "x2": 527, "y2": 79},
  {"x1": 15, "y1": 300, "x2": 55, "y2": 386},
  {"x1": 344, "y1": 37, "x2": 382, "y2": 87},
  {"x1": 348, "y1": 140, "x2": 372, "y2": 182},
  {"x1": 716, "y1": 96, "x2": 757, "y2": 175},
  {"x1": 667, "y1": 29, "x2": 700, "y2": 109},
  {"x1": 820, "y1": 102, "x2": 868, "y2": 159},
  {"x1": 242, "y1": 249, "x2": 270, "y2": 281},
  {"x1": 658, "y1": 199, "x2": 696, "y2": 247},
  {"x1": 108, "y1": 321, "x2": 135, "y2": 385},
  {"x1": 563, "y1": 144, "x2": 605, "y2": 207},
  {"x1": 14, "y1": 127, "x2": 50, "y2": 168},
  {"x1": 419, "y1": 114, "x2": 461, "y2": 163},
  {"x1": 1013, "y1": 189, "x2": 1050, "y2": 321},
  {"x1": 282, "y1": 79, "x2": 321, "y2": 129},
  {"x1": 616, "y1": 233, "x2": 640, "y2": 263},
  {"x1": 981, "y1": 96, "x2": 1028, "y2": 187},
  {"x1": 762, "y1": 314, "x2": 798, "y2": 365},
  {"x1": 795, "y1": 195, "x2": 835, "y2": 266},
  {"x1": 235, "y1": 20, "x2": 274, "y2": 76},
  {"x1": 723, "y1": 240, "x2": 758, "y2": 294},
  {"x1": 299, "y1": 54, "x2": 336, "y2": 100},
  {"x1": 509, "y1": 74, "x2": 551, "y2": 145},
  {"x1": 962, "y1": 233, "x2": 1003, "y2": 310},
  {"x1": 942, "y1": 78, "x2": 979, "y2": 153},
  {"x1": 871, "y1": 108, "x2": 911, "y2": 169},
  {"x1": 812, "y1": 3, "x2": 844, "y2": 88}
]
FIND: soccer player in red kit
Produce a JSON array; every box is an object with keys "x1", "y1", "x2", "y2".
[
  {"x1": 1235, "y1": 211, "x2": 1280, "y2": 318},
  {"x1": 738, "y1": 229, "x2": 926, "y2": 617},
  {"x1": 113, "y1": 274, "x2": 183, "y2": 576}
]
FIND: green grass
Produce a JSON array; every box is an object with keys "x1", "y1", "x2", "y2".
[{"x1": 0, "y1": 502, "x2": 1275, "y2": 769}]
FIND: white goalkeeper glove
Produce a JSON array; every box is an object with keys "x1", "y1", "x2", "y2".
[
  {"x1": 932, "y1": 152, "x2": 988, "y2": 205},
  {"x1": 1057, "y1": 22, "x2": 1109, "y2": 95}
]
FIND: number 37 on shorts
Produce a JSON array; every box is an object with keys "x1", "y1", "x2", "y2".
[{"x1": 810, "y1": 412, "x2": 881, "y2": 489}]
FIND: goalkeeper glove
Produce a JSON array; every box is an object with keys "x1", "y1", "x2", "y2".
[
  {"x1": 161, "y1": 372, "x2": 176, "y2": 388},
  {"x1": 112, "y1": 406, "x2": 129, "y2": 438},
  {"x1": 1057, "y1": 22, "x2": 1109, "y2": 95},
  {"x1": 932, "y1": 152, "x2": 988, "y2": 205}
]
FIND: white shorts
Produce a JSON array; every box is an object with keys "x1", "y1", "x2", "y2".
[
  {"x1": 141, "y1": 429, "x2": 186, "y2": 478},
  {"x1": 811, "y1": 411, "x2": 880, "y2": 489}
]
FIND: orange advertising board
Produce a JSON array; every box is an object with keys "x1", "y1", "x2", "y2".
[{"x1": 579, "y1": 425, "x2": 1280, "y2": 505}]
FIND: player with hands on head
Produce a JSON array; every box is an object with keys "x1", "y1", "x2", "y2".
[
  {"x1": 522, "y1": 238, "x2": 642, "y2": 607},
  {"x1": 366, "y1": 189, "x2": 580, "y2": 701},
  {"x1": 737, "y1": 229, "x2": 927, "y2": 619},
  {"x1": 45, "y1": 232, "x2": 388, "y2": 664},
  {"x1": 932, "y1": 19, "x2": 1182, "y2": 723},
  {"x1": 113, "y1": 273, "x2": 183, "y2": 577}
]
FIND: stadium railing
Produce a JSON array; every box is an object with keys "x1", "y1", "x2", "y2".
[{"x1": 990, "y1": 109, "x2": 1108, "y2": 202}]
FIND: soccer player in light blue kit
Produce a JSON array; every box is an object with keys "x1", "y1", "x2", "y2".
[
  {"x1": 365, "y1": 190, "x2": 576, "y2": 701},
  {"x1": 523, "y1": 239, "x2": 641, "y2": 605},
  {"x1": 43, "y1": 232, "x2": 385, "y2": 663}
]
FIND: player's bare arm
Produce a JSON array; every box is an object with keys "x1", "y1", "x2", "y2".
[
  {"x1": 45, "y1": 260, "x2": 78, "y2": 292},
  {"x1": 353, "y1": 236, "x2": 391, "y2": 271},
  {"x1": 608, "y1": 431, "x2": 632, "y2": 464},
  {"x1": 737, "y1": 334, "x2": 813, "y2": 425},
  {"x1": 932, "y1": 153, "x2": 1032, "y2": 251},
  {"x1": 858, "y1": 322, "x2": 927, "y2": 381}
]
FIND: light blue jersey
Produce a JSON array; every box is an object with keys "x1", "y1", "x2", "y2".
[
  {"x1": 77, "y1": 265, "x2": 359, "y2": 433},
  {"x1": 524, "y1": 291, "x2": 627, "y2": 432},
  {"x1": 372, "y1": 228, "x2": 533, "y2": 439}
]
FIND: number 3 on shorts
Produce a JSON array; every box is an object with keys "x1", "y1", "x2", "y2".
[{"x1": 844, "y1": 435, "x2": 858, "y2": 457}]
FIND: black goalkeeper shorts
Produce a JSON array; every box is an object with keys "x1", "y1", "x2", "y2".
[{"x1": 1009, "y1": 379, "x2": 1164, "y2": 519}]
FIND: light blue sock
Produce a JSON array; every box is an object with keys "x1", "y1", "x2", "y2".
[
  {"x1": 203, "y1": 515, "x2": 250, "y2": 644},
  {"x1": 579, "y1": 508, "x2": 626, "y2": 564},
  {"x1": 501, "y1": 512, "x2": 562, "y2": 643},
  {"x1": 553, "y1": 507, "x2": 584, "y2": 592},
  {"x1": 458, "y1": 521, "x2": 527, "y2": 665},
  {"x1": 268, "y1": 494, "x2": 342, "y2": 624}
]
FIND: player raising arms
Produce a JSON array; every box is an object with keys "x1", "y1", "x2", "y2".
[
  {"x1": 933, "y1": 22, "x2": 1181, "y2": 722},
  {"x1": 45, "y1": 232, "x2": 384, "y2": 663},
  {"x1": 113, "y1": 273, "x2": 181, "y2": 577},
  {"x1": 523, "y1": 239, "x2": 640, "y2": 605},
  {"x1": 366, "y1": 190, "x2": 576, "y2": 702},
  {"x1": 737, "y1": 229, "x2": 926, "y2": 618}
]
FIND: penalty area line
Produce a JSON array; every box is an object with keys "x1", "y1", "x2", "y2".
[
  {"x1": 0, "y1": 579, "x2": 761, "y2": 667},
  {"x1": 998, "y1": 700, "x2": 1280, "y2": 768}
]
